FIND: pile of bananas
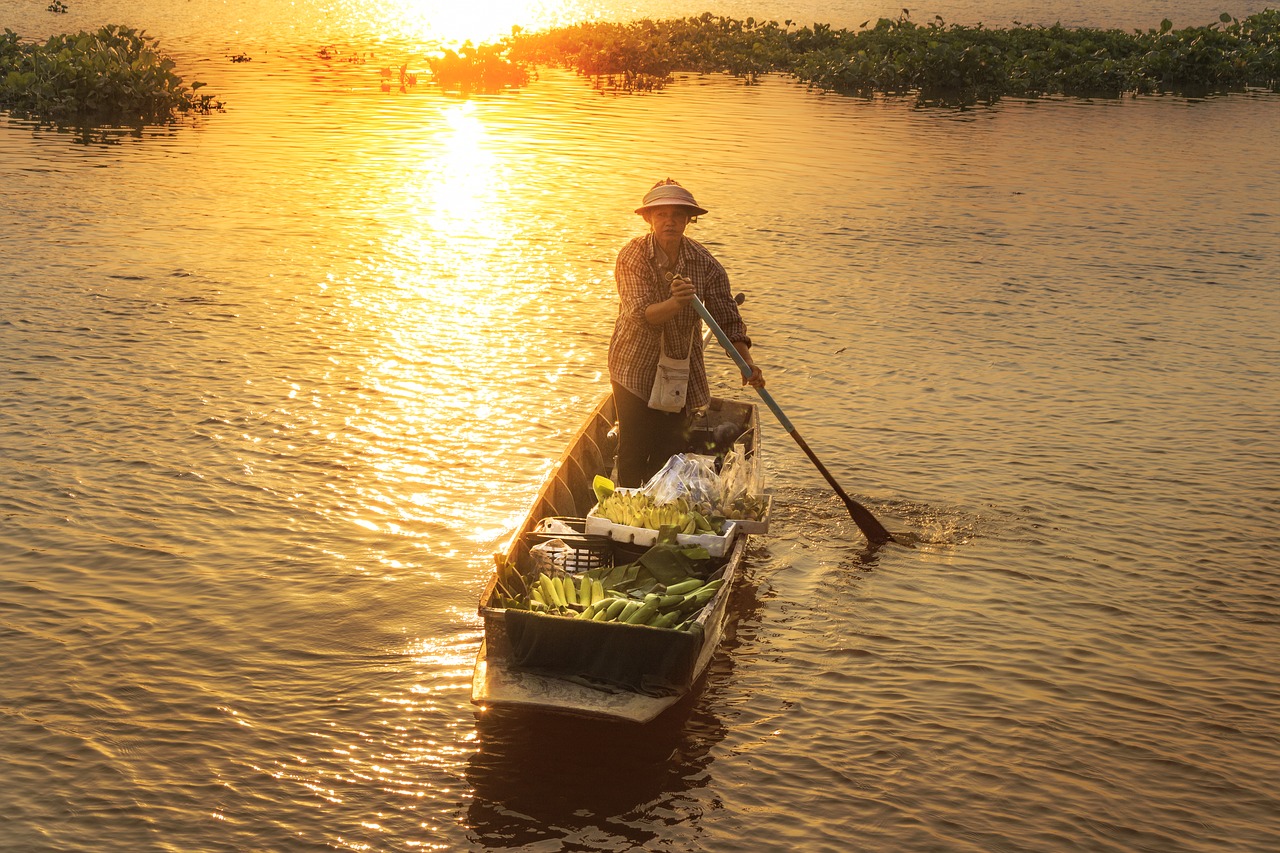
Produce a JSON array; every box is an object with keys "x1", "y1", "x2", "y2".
[
  {"x1": 594, "y1": 492, "x2": 721, "y2": 535},
  {"x1": 527, "y1": 572, "x2": 723, "y2": 631},
  {"x1": 593, "y1": 474, "x2": 767, "y2": 528}
]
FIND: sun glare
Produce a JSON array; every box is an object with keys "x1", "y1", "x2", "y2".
[
  {"x1": 430, "y1": 101, "x2": 494, "y2": 230},
  {"x1": 384, "y1": 0, "x2": 591, "y2": 47}
]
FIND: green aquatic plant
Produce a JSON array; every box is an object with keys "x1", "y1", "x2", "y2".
[
  {"x1": 789, "y1": 9, "x2": 1280, "y2": 104},
  {"x1": 0, "y1": 24, "x2": 223, "y2": 125},
  {"x1": 506, "y1": 13, "x2": 797, "y2": 88},
  {"x1": 504, "y1": 9, "x2": 1280, "y2": 104}
]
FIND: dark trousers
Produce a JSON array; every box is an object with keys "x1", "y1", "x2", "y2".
[{"x1": 612, "y1": 381, "x2": 689, "y2": 488}]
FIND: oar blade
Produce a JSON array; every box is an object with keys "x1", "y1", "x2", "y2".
[
  {"x1": 786, "y1": 429, "x2": 897, "y2": 546},
  {"x1": 842, "y1": 493, "x2": 895, "y2": 545}
]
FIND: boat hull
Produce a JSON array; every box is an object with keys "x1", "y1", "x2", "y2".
[{"x1": 471, "y1": 394, "x2": 759, "y2": 724}]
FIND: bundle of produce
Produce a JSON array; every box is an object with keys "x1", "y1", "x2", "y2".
[
  {"x1": 592, "y1": 489, "x2": 725, "y2": 535},
  {"x1": 595, "y1": 450, "x2": 769, "y2": 528},
  {"x1": 490, "y1": 540, "x2": 725, "y2": 631},
  {"x1": 701, "y1": 448, "x2": 769, "y2": 523},
  {"x1": 717, "y1": 491, "x2": 769, "y2": 523},
  {"x1": 527, "y1": 572, "x2": 723, "y2": 630}
]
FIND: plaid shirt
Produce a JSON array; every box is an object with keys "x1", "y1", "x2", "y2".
[{"x1": 608, "y1": 233, "x2": 751, "y2": 410}]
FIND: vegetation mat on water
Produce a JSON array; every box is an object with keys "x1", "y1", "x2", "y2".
[
  {"x1": 503, "y1": 9, "x2": 1280, "y2": 104},
  {"x1": 3, "y1": 11, "x2": 1277, "y2": 118},
  {"x1": 427, "y1": 42, "x2": 531, "y2": 92},
  {"x1": 0, "y1": 24, "x2": 222, "y2": 126}
]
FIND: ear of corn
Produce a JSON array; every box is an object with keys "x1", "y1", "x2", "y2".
[
  {"x1": 509, "y1": 567, "x2": 724, "y2": 630},
  {"x1": 626, "y1": 602, "x2": 659, "y2": 625}
]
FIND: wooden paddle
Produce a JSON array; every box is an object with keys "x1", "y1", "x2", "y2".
[{"x1": 692, "y1": 295, "x2": 898, "y2": 546}]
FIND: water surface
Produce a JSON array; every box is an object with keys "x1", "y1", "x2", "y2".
[{"x1": 2, "y1": 2, "x2": 1279, "y2": 851}]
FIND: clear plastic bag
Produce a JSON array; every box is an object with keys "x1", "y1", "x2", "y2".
[
  {"x1": 639, "y1": 449, "x2": 767, "y2": 522},
  {"x1": 641, "y1": 453, "x2": 721, "y2": 509},
  {"x1": 712, "y1": 444, "x2": 769, "y2": 522},
  {"x1": 530, "y1": 538, "x2": 574, "y2": 576},
  {"x1": 715, "y1": 445, "x2": 755, "y2": 514},
  {"x1": 528, "y1": 517, "x2": 611, "y2": 573}
]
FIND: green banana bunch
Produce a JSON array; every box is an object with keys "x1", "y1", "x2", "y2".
[{"x1": 595, "y1": 491, "x2": 721, "y2": 535}]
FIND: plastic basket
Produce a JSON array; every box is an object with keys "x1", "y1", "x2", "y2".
[{"x1": 525, "y1": 517, "x2": 613, "y2": 573}]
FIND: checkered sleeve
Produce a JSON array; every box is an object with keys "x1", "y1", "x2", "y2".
[
  {"x1": 614, "y1": 237, "x2": 656, "y2": 330},
  {"x1": 689, "y1": 241, "x2": 751, "y2": 347},
  {"x1": 607, "y1": 237, "x2": 665, "y2": 400}
]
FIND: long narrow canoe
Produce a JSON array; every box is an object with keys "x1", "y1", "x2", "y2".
[{"x1": 471, "y1": 393, "x2": 760, "y2": 724}]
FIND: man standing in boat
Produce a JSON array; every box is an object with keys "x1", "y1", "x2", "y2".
[{"x1": 609, "y1": 178, "x2": 765, "y2": 487}]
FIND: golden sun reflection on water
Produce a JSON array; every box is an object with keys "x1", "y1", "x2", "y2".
[
  {"x1": 318, "y1": 96, "x2": 551, "y2": 550},
  {"x1": 419, "y1": 101, "x2": 508, "y2": 278}
]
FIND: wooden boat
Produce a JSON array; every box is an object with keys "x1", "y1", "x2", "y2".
[{"x1": 471, "y1": 393, "x2": 761, "y2": 724}]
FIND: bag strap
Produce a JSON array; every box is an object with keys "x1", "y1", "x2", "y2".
[
  {"x1": 658, "y1": 316, "x2": 698, "y2": 362},
  {"x1": 651, "y1": 255, "x2": 698, "y2": 361}
]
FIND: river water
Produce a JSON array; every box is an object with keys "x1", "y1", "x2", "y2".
[{"x1": 2, "y1": 2, "x2": 1278, "y2": 851}]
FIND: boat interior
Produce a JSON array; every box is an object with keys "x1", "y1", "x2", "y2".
[{"x1": 501, "y1": 397, "x2": 757, "y2": 568}]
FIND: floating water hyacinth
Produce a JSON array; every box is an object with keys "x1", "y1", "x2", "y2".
[
  {"x1": 426, "y1": 43, "x2": 529, "y2": 92},
  {"x1": 4, "y1": 10, "x2": 1276, "y2": 122},
  {"x1": 503, "y1": 10, "x2": 1280, "y2": 104},
  {"x1": 0, "y1": 25, "x2": 223, "y2": 124}
]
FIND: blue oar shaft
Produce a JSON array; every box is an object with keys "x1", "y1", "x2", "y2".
[
  {"x1": 691, "y1": 297, "x2": 794, "y2": 432},
  {"x1": 690, "y1": 295, "x2": 895, "y2": 546}
]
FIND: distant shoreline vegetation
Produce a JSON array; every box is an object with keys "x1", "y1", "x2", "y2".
[
  {"x1": 0, "y1": 25, "x2": 222, "y2": 127},
  {"x1": 494, "y1": 9, "x2": 1280, "y2": 105},
  {"x1": 2, "y1": 11, "x2": 1277, "y2": 125}
]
